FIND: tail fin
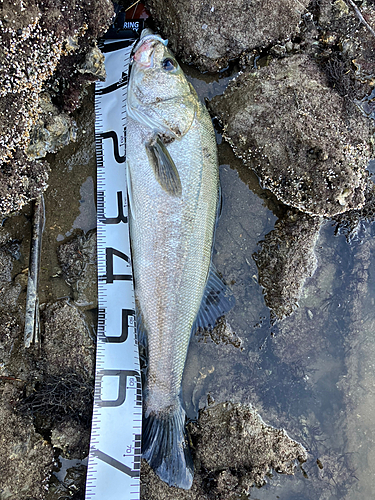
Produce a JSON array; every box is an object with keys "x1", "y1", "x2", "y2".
[{"x1": 142, "y1": 401, "x2": 194, "y2": 489}]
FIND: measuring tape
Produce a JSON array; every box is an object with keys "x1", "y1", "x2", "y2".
[{"x1": 85, "y1": 26, "x2": 143, "y2": 500}]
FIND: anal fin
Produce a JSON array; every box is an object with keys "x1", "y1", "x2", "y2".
[{"x1": 193, "y1": 263, "x2": 235, "y2": 333}]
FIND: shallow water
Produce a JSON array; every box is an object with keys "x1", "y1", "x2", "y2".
[{"x1": 21, "y1": 72, "x2": 375, "y2": 498}]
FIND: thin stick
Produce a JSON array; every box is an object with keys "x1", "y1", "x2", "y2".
[
  {"x1": 0, "y1": 376, "x2": 24, "y2": 382},
  {"x1": 125, "y1": 0, "x2": 140, "y2": 12},
  {"x1": 24, "y1": 194, "x2": 45, "y2": 348},
  {"x1": 346, "y1": 0, "x2": 375, "y2": 39}
]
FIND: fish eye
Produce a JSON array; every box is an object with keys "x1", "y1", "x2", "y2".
[{"x1": 162, "y1": 58, "x2": 177, "y2": 71}]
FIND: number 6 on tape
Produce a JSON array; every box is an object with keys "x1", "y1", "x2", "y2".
[{"x1": 96, "y1": 370, "x2": 141, "y2": 407}]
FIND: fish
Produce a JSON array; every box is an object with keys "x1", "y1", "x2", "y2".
[{"x1": 126, "y1": 29, "x2": 235, "y2": 489}]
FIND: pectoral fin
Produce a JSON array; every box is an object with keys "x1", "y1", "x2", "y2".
[{"x1": 146, "y1": 136, "x2": 182, "y2": 197}]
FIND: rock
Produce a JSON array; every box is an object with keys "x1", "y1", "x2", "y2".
[
  {"x1": 57, "y1": 229, "x2": 97, "y2": 309},
  {"x1": 27, "y1": 93, "x2": 77, "y2": 159},
  {"x1": 41, "y1": 300, "x2": 95, "y2": 379},
  {"x1": 145, "y1": 0, "x2": 309, "y2": 72},
  {"x1": 0, "y1": 314, "x2": 22, "y2": 377},
  {"x1": 0, "y1": 0, "x2": 114, "y2": 217},
  {"x1": 0, "y1": 383, "x2": 54, "y2": 500},
  {"x1": 334, "y1": 178, "x2": 375, "y2": 241},
  {"x1": 0, "y1": 150, "x2": 49, "y2": 218},
  {"x1": 141, "y1": 402, "x2": 307, "y2": 499},
  {"x1": 18, "y1": 301, "x2": 95, "y2": 444},
  {"x1": 210, "y1": 54, "x2": 372, "y2": 216},
  {"x1": 315, "y1": 1, "x2": 375, "y2": 92},
  {"x1": 78, "y1": 45, "x2": 106, "y2": 79},
  {"x1": 253, "y1": 211, "x2": 322, "y2": 320},
  {"x1": 51, "y1": 418, "x2": 90, "y2": 459},
  {"x1": 0, "y1": 233, "x2": 22, "y2": 317},
  {"x1": 192, "y1": 403, "x2": 307, "y2": 482}
]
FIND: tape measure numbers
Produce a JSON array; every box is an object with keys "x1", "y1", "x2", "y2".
[{"x1": 85, "y1": 31, "x2": 142, "y2": 500}]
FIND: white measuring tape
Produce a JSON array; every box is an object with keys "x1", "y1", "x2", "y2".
[{"x1": 85, "y1": 27, "x2": 142, "y2": 500}]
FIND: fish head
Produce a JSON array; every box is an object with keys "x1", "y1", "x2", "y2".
[{"x1": 128, "y1": 31, "x2": 198, "y2": 139}]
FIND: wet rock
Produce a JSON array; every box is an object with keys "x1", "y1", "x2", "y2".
[
  {"x1": 57, "y1": 230, "x2": 97, "y2": 309},
  {"x1": 51, "y1": 418, "x2": 90, "y2": 459},
  {"x1": 77, "y1": 45, "x2": 106, "y2": 79},
  {"x1": 0, "y1": 383, "x2": 54, "y2": 500},
  {"x1": 210, "y1": 54, "x2": 372, "y2": 216},
  {"x1": 0, "y1": 232, "x2": 23, "y2": 319},
  {"x1": 141, "y1": 402, "x2": 307, "y2": 499},
  {"x1": 253, "y1": 211, "x2": 322, "y2": 320},
  {"x1": 0, "y1": 314, "x2": 22, "y2": 377},
  {"x1": 0, "y1": 151, "x2": 49, "y2": 218},
  {"x1": 334, "y1": 177, "x2": 375, "y2": 241},
  {"x1": 41, "y1": 300, "x2": 95, "y2": 379},
  {"x1": 270, "y1": 224, "x2": 339, "y2": 366},
  {"x1": 192, "y1": 402, "x2": 307, "y2": 481},
  {"x1": 27, "y1": 93, "x2": 77, "y2": 159},
  {"x1": 48, "y1": 463, "x2": 88, "y2": 499},
  {"x1": 0, "y1": 0, "x2": 114, "y2": 216},
  {"x1": 146, "y1": 0, "x2": 309, "y2": 72},
  {"x1": 19, "y1": 300, "x2": 95, "y2": 458},
  {"x1": 318, "y1": 0, "x2": 357, "y2": 28},
  {"x1": 197, "y1": 317, "x2": 242, "y2": 348},
  {"x1": 314, "y1": 0, "x2": 375, "y2": 97},
  {"x1": 19, "y1": 372, "x2": 94, "y2": 435}
]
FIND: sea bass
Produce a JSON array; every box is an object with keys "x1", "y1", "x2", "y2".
[{"x1": 127, "y1": 30, "x2": 234, "y2": 489}]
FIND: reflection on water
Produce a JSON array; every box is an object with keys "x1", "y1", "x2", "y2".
[{"x1": 37, "y1": 82, "x2": 375, "y2": 499}]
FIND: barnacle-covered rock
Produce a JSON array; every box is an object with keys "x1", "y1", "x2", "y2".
[
  {"x1": 0, "y1": 0, "x2": 114, "y2": 217},
  {"x1": 141, "y1": 402, "x2": 307, "y2": 498},
  {"x1": 145, "y1": 0, "x2": 309, "y2": 72},
  {"x1": 210, "y1": 54, "x2": 373, "y2": 216},
  {"x1": 27, "y1": 93, "x2": 77, "y2": 159}
]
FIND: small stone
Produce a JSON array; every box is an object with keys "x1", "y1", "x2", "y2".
[{"x1": 334, "y1": 0, "x2": 350, "y2": 16}]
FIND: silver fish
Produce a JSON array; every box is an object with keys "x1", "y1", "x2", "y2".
[{"x1": 127, "y1": 30, "x2": 234, "y2": 489}]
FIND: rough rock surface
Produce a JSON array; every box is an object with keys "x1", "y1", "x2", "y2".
[
  {"x1": 27, "y1": 92, "x2": 78, "y2": 159},
  {"x1": 0, "y1": 384, "x2": 54, "y2": 500},
  {"x1": 145, "y1": 0, "x2": 309, "y2": 72},
  {"x1": 253, "y1": 211, "x2": 322, "y2": 321},
  {"x1": 41, "y1": 300, "x2": 95, "y2": 379},
  {"x1": 57, "y1": 229, "x2": 97, "y2": 309},
  {"x1": 334, "y1": 178, "x2": 375, "y2": 241},
  {"x1": 210, "y1": 54, "x2": 372, "y2": 217},
  {"x1": 51, "y1": 418, "x2": 91, "y2": 459},
  {"x1": 141, "y1": 402, "x2": 307, "y2": 499},
  {"x1": 0, "y1": 0, "x2": 114, "y2": 217}
]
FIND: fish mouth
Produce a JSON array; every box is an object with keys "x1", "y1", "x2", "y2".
[{"x1": 132, "y1": 29, "x2": 168, "y2": 68}]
